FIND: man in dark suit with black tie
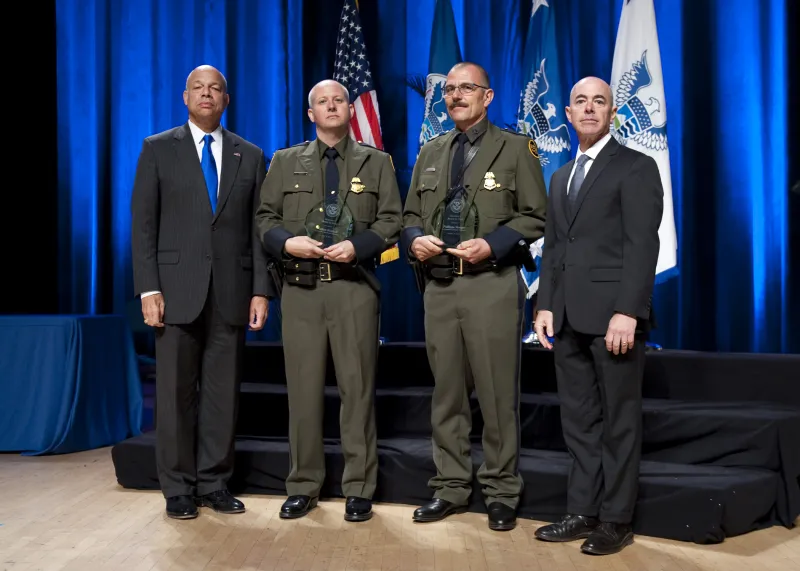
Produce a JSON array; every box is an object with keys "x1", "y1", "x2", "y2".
[
  {"x1": 532, "y1": 77, "x2": 663, "y2": 555},
  {"x1": 131, "y1": 65, "x2": 274, "y2": 519}
]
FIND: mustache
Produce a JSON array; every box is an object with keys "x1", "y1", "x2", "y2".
[{"x1": 449, "y1": 102, "x2": 468, "y2": 109}]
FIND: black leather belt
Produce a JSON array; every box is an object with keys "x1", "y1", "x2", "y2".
[
  {"x1": 283, "y1": 259, "x2": 361, "y2": 287},
  {"x1": 424, "y1": 254, "x2": 498, "y2": 281}
]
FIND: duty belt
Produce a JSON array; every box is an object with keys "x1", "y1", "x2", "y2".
[
  {"x1": 424, "y1": 254, "x2": 498, "y2": 281},
  {"x1": 283, "y1": 259, "x2": 361, "y2": 287}
]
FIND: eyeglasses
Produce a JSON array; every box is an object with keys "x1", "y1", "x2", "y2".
[{"x1": 443, "y1": 82, "x2": 489, "y2": 97}]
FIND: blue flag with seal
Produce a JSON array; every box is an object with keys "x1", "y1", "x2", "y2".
[
  {"x1": 516, "y1": 0, "x2": 571, "y2": 302},
  {"x1": 418, "y1": 0, "x2": 462, "y2": 148},
  {"x1": 516, "y1": 0, "x2": 572, "y2": 342}
]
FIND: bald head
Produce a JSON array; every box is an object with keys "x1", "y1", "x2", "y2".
[
  {"x1": 565, "y1": 76, "x2": 617, "y2": 151},
  {"x1": 308, "y1": 80, "x2": 350, "y2": 108},
  {"x1": 186, "y1": 65, "x2": 227, "y2": 93},
  {"x1": 569, "y1": 76, "x2": 612, "y2": 107}
]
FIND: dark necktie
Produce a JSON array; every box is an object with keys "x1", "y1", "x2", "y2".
[
  {"x1": 450, "y1": 132, "x2": 468, "y2": 188},
  {"x1": 323, "y1": 147, "x2": 340, "y2": 246},
  {"x1": 567, "y1": 154, "x2": 591, "y2": 214},
  {"x1": 443, "y1": 133, "x2": 469, "y2": 247},
  {"x1": 201, "y1": 134, "x2": 218, "y2": 212}
]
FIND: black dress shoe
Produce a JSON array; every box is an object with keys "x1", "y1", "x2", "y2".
[
  {"x1": 581, "y1": 522, "x2": 634, "y2": 555},
  {"x1": 166, "y1": 495, "x2": 198, "y2": 519},
  {"x1": 412, "y1": 498, "x2": 467, "y2": 523},
  {"x1": 487, "y1": 502, "x2": 516, "y2": 531},
  {"x1": 344, "y1": 496, "x2": 373, "y2": 522},
  {"x1": 534, "y1": 514, "x2": 599, "y2": 542},
  {"x1": 280, "y1": 495, "x2": 318, "y2": 519},
  {"x1": 195, "y1": 490, "x2": 245, "y2": 514}
]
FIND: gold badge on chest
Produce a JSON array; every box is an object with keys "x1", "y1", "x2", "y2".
[
  {"x1": 350, "y1": 177, "x2": 365, "y2": 193},
  {"x1": 483, "y1": 171, "x2": 501, "y2": 191}
]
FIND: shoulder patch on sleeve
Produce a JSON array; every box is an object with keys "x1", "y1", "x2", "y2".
[{"x1": 528, "y1": 139, "x2": 539, "y2": 159}]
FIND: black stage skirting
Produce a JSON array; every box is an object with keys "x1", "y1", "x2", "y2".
[{"x1": 113, "y1": 342, "x2": 800, "y2": 544}]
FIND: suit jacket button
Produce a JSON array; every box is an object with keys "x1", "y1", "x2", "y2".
[
  {"x1": 205, "y1": 254, "x2": 211, "y2": 260},
  {"x1": 569, "y1": 236, "x2": 575, "y2": 242}
]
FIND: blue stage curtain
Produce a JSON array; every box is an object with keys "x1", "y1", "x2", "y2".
[
  {"x1": 55, "y1": 0, "x2": 792, "y2": 353},
  {"x1": 55, "y1": 0, "x2": 305, "y2": 326}
]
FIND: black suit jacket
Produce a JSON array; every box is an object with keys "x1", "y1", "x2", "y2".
[
  {"x1": 537, "y1": 137, "x2": 663, "y2": 336},
  {"x1": 131, "y1": 123, "x2": 274, "y2": 326}
]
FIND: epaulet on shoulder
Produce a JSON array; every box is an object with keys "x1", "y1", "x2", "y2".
[
  {"x1": 419, "y1": 131, "x2": 445, "y2": 149},
  {"x1": 355, "y1": 140, "x2": 389, "y2": 154},
  {"x1": 501, "y1": 128, "x2": 530, "y2": 139},
  {"x1": 275, "y1": 140, "x2": 310, "y2": 152}
]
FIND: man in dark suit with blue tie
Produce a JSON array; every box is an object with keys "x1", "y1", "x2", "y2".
[
  {"x1": 131, "y1": 65, "x2": 274, "y2": 519},
  {"x1": 533, "y1": 77, "x2": 663, "y2": 555}
]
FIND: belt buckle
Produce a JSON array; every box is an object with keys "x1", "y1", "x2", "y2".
[
  {"x1": 319, "y1": 262, "x2": 332, "y2": 282},
  {"x1": 453, "y1": 257, "x2": 464, "y2": 276}
]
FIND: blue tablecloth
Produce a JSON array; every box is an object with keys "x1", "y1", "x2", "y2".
[{"x1": 0, "y1": 315, "x2": 143, "y2": 455}]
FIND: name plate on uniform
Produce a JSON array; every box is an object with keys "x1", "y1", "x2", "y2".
[
  {"x1": 429, "y1": 188, "x2": 479, "y2": 248},
  {"x1": 305, "y1": 198, "x2": 354, "y2": 245}
]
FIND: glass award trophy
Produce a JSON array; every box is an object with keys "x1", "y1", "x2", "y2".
[
  {"x1": 305, "y1": 197, "x2": 354, "y2": 246},
  {"x1": 428, "y1": 188, "x2": 479, "y2": 248}
]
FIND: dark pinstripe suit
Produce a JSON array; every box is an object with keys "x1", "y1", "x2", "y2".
[{"x1": 131, "y1": 122, "x2": 274, "y2": 498}]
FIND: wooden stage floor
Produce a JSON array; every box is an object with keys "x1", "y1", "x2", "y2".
[{"x1": 0, "y1": 447, "x2": 797, "y2": 571}]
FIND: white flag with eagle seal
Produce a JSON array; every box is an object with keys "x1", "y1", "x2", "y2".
[{"x1": 610, "y1": 0, "x2": 677, "y2": 280}]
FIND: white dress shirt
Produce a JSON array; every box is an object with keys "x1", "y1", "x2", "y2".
[
  {"x1": 141, "y1": 121, "x2": 224, "y2": 299},
  {"x1": 566, "y1": 132, "x2": 612, "y2": 193}
]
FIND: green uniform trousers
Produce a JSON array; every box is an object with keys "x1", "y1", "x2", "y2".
[
  {"x1": 423, "y1": 264, "x2": 525, "y2": 509},
  {"x1": 281, "y1": 277, "x2": 379, "y2": 499}
]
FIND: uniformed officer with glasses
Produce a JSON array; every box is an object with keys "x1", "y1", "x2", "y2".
[{"x1": 402, "y1": 62, "x2": 547, "y2": 531}]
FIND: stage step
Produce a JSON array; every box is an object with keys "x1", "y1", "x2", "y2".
[
  {"x1": 111, "y1": 432, "x2": 782, "y2": 544},
  {"x1": 241, "y1": 342, "x2": 800, "y2": 406},
  {"x1": 235, "y1": 383, "x2": 800, "y2": 526}
]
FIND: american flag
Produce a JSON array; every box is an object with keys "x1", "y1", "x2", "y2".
[{"x1": 332, "y1": 0, "x2": 384, "y2": 149}]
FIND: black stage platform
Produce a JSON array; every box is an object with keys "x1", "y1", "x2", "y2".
[{"x1": 112, "y1": 343, "x2": 800, "y2": 544}]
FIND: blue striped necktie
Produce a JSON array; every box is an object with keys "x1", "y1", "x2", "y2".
[{"x1": 201, "y1": 134, "x2": 218, "y2": 212}]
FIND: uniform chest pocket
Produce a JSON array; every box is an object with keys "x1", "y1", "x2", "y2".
[
  {"x1": 347, "y1": 178, "x2": 379, "y2": 222},
  {"x1": 476, "y1": 171, "x2": 516, "y2": 219},
  {"x1": 417, "y1": 174, "x2": 439, "y2": 218},
  {"x1": 283, "y1": 179, "x2": 314, "y2": 220}
]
